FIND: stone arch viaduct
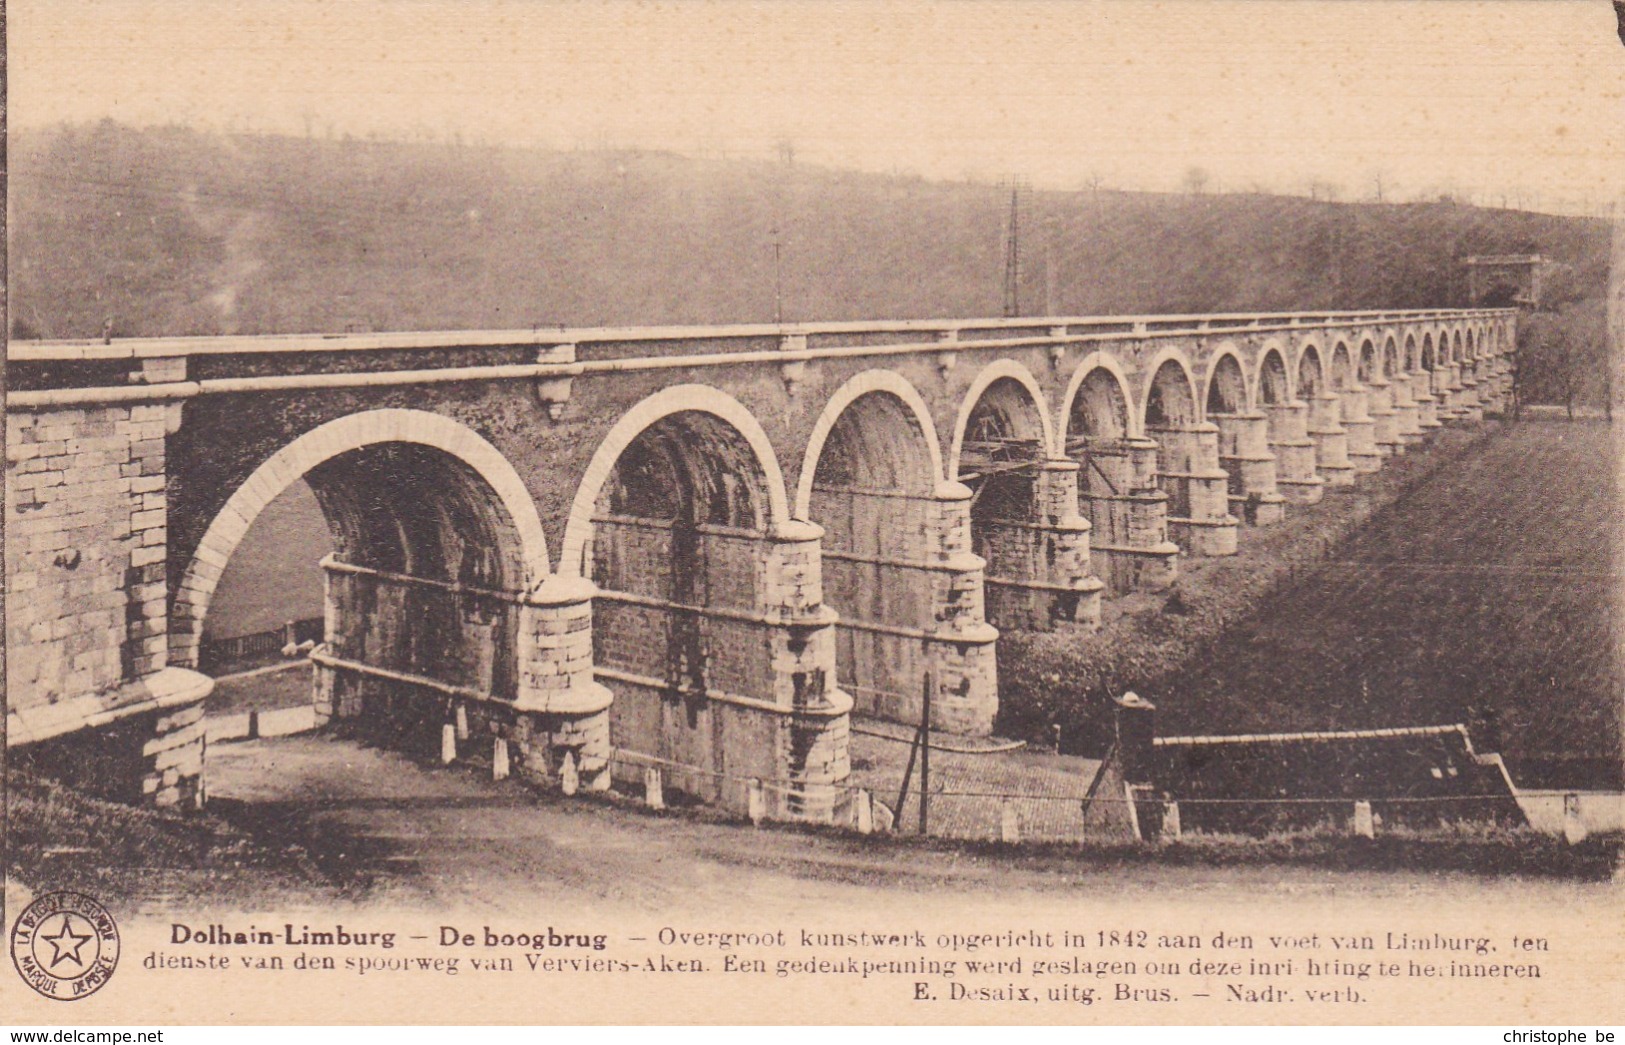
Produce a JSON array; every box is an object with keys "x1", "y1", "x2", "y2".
[{"x1": 5, "y1": 307, "x2": 1516, "y2": 820}]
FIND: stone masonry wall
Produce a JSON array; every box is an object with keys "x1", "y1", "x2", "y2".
[{"x1": 6, "y1": 404, "x2": 170, "y2": 713}]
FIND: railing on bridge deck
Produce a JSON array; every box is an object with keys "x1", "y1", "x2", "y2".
[{"x1": 7, "y1": 307, "x2": 1517, "y2": 408}]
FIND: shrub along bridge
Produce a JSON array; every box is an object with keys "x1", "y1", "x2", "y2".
[{"x1": 5, "y1": 307, "x2": 1516, "y2": 821}]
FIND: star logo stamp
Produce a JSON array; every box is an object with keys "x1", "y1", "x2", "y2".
[{"x1": 10, "y1": 891, "x2": 120, "y2": 1001}]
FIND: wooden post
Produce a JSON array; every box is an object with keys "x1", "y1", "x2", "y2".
[
  {"x1": 440, "y1": 723, "x2": 457, "y2": 764},
  {"x1": 1353, "y1": 800, "x2": 1375, "y2": 839},
  {"x1": 1160, "y1": 800, "x2": 1182, "y2": 841},
  {"x1": 747, "y1": 779, "x2": 766, "y2": 825},
  {"x1": 895, "y1": 721, "x2": 922, "y2": 829},
  {"x1": 854, "y1": 789, "x2": 874, "y2": 835},
  {"x1": 644, "y1": 767, "x2": 665, "y2": 811},
  {"x1": 492, "y1": 737, "x2": 510, "y2": 780},
  {"x1": 919, "y1": 671, "x2": 932, "y2": 836},
  {"x1": 560, "y1": 750, "x2": 579, "y2": 797},
  {"x1": 1000, "y1": 800, "x2": 1021, "y2": 844},
  {"x1": 1563, "y1": 793, "x2": 1587, "y2": 846},
  {"x1": 247, "y1": 710, "x2": 260, "y2": 741},
  {"x1": 455, "y1": 704, "x2": 470, "y2": 741}
]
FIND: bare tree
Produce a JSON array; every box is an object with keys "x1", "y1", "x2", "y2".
[
  {"x1": 1181, "y1": 166, "x2": 1211, "y2": 196},
  {"x1": 1307, "y1": 180, "x2": 1342, "y2": 203}
]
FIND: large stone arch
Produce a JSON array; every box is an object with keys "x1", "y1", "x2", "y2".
[
  {"x1": 1203, "y1": 343, "x2": 1251, "y2": 417},
  {"x1": 1139, "y1": 346, "x2": 1200, "y2": 430},
  {"x1": 1296, "y1": 340, "x2": 1327, "y2": 398},
  {"x1": 956, "y1": 359, "x2": 1098, "y2": 632},
  {"x1": 1059, "y1": 351, "x2": 1140, "y2": 441},
  {"x1": 798, "y1": 369, "x2": 984, "y2": 730},
  {"x1": 571, "y1": 383, "x2": 846, "y2": 816},
  {"x1": 1357, "y1": 339, "x2": 1379, "y2": 384},
  {"x1": 1257, "y1": 344, "x2": 1292, "y2": 404},
  {"x1": 172, "y1": 408, "x2": 550, "y2": 670},
  {"x1": 1061, "y1": 352, "x2": 1157, "y2": 593},
  {"x1": 795, "y1": 369, "x2": 944, "y2": 519},
  {"x1": 1329, "y1": 341, "x2": 1355, "y2": 391},
  {"x1": 1142, "y1": 348, "x2": 1236, "y2": 555},
  {"x1": 559, "y1": 384, "x2": 790, "y2": 578},
  {"x1": 949, "y1": 359, "x2": 1056, "y2": 478}
]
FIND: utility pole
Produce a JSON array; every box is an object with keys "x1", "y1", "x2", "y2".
[
  {"x1": 770, "y1": 226, "x2": 784, "y2": 325},
  {"x1": 1002, "y1": 178, "x2": 1028, "y2": 318},
  {"x1": 919, "y1": 671, "x2": 932, "y2": 836}
]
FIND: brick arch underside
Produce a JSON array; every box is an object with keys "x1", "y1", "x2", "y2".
[
  {"x1": 1142, "y1": 356, "x2": 1202, "y2": 525},
  {"x1": 1257, "y1": 349, "x2": 1291, "y2": 405},
  {"x1": 805, "y1": 387, "x2": 943, "y2": 722},
  {"x1": 1065, "y1": 363, "x2": 1141, "y2": 591},
  {"x1": 575, "y1": 397, "x2": 796, "y2": 800},
  {"x1": 171, "y1": 409, "x2": 549, "y2": 672},
  {"x1": 955, "y1": 371, "x2": 1059, "y2": 633},
  {"x1": 1205, "y1": 353, "x2": 1249, "y2": 416},
  {"x1": 1297, "y1": 344, "x2": 1327, "y2": 398}
]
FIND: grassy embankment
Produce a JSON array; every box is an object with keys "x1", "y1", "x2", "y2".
[{"x1": 998, "y1": 419, "x2": 1621, "y2": 791}]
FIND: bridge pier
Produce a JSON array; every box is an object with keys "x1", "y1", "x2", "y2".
[
  {"x1": 1479, "y1": 358, "x2": 1507, "y2": 414},
  {"x1": 1366, "y1": 377, "x2": 1401, "y2": 458},
  {"x1": 1487, "y1": 361, "x2": 1503, "y2": 410},
  {"x1": 758, "y1": 521, "x2": 852, "y2": 821},
  {"x1": 1416, "y1": 372, "x2": 1444, "y2": 431},
  {"x1": 1212, "y1": 411, "x2": 1285, "y2": 525},
  {"x1": 1340, "y1": 384, "x2": 1382, "y2": 473},
  {"x1": 1436, "y1": 364, "x2": 1464, "y2": 422},
  {"x1": 1307, "y1": 392, "x2": 1357, "y2": 487},
  {"x1": 921, "y1": 482, "x2": 1001, "y2": 735},
  {"x1": 9, "y1": 669, "x2": 215, "y2": 810},
  {"x1": 1074, "y1": 438, "x2": 1180, "y2": 594},
  {"x1": 1265, "y1": 400, "x2": 1325, "y2": 505},
  {"x1": 315, "y1": 563, "x2": 616, "y2": 791},
  {"x1": 1457, "y1": 367, "x2": 1485, "y2": 422},
  {"x1": 981, "y1": 461, "x2": 1105, "y2": 632},
  {"x1": 1389, "y1": 373, "x2": 1425, "y2": 445},
  {"x1": 818, "y1": 478, "x2": 999, "y2": 735},
  {"x1": 1497, "y1": 358, "x2": 1516, "y2": 412},
  {"x1": 1149, "y1": 422, "x2": 1239, "y2": 556},
  {"x1": 591, "y1": 515, "x2": 852, "y2": 823}
]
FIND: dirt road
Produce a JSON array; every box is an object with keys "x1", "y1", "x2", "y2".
[{"x1": 185, "y1": 734, "x2": 1614, "y2": 925}]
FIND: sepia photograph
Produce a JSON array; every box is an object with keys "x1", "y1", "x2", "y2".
[{"x1": 2, "y1": 0, "x2": 1622, "y2": 1026}]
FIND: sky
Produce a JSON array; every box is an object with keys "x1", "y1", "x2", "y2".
[{"x1": 9, "y1": 0, "x2": 1624, "y2": 213}]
